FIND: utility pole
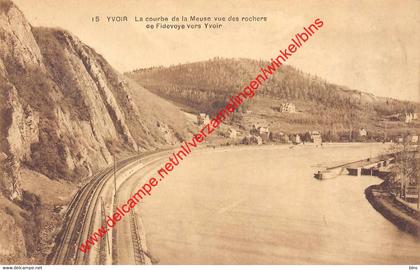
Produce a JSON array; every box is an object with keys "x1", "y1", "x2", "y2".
[
  {"x1": 401, "y1": 143, "x2": 405, "y2": 199},
  {"x1": 113, "y1": 154, "x2": 117, "y2": 194},
  {"x1": 402, "y1": 138, "x2": 408, "y2": 200},
  {"x1": 101, "y1": 197, "x2": 111, "y2": 255}
]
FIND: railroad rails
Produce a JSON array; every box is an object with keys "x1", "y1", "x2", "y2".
[
  {"x1": 48, "y1": 155, "x2": 141, "y2": 265},
  {"x1": 48, "y1": 147, "x2": 176, "y2": 265}
]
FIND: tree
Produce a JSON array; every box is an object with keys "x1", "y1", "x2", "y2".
[{"x1": 389, "y1": 136, "x2": 419, "y2": 206}]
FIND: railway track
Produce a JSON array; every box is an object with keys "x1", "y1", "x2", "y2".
[
  {"x1": 48, "y1": 147, "x2": 176, "y2": 265},
  {"x1": 110, "y1": 155, "x2": 164, "y2": 265},
  {"x1": 49, "y1": 155, "x2": 141, "y2": 264}
]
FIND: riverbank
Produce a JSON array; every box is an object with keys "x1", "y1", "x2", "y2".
[{"x1": 365, "y1": 183, "x2": 420, "y2": 238}]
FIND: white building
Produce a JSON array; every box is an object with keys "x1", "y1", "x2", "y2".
[
  {"x1": 280, "y1": 103, "x2": 296, "y2": 113},
  {"x1": 400, "y1": 113, "x2": 414, "y2": 123},
  {"x1": 258, "y1": 127, "x2": 270, "y2": 142},
  {"x1": 290, "y1": 134, "x2": 301, "y2": 144},
  {"x1": 359, "y1": 128, "x2": 367, "y2": 137},
  {"x1": 309, "y1": 131, "x2": 322, "y2": 145},
  {"x1": 407, "y1": 135, "x2": 419, "y2": 144}
]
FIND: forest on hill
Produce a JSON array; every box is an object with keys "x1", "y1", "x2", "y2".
[{"x1": 127, "y1": 58, "x2": 419, "y2": 140}]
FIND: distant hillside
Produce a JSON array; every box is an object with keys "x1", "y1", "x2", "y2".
[{"x1": 127, "y1": 58, "x2": 420, "y2": 138}]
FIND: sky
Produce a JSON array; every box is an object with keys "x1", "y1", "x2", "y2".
[{"x1": 13, "y1": 0, "x2": 419, "y2": 102}]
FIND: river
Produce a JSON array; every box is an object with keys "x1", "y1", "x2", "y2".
[{"x1": 137, "y1": 143, "x2": 420, "y2": 264}]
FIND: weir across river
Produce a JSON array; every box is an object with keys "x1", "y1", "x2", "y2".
[{"x1": 314, "y1": 154, "x2": 396, "y2": 180}]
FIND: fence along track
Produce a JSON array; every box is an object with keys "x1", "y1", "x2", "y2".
[
  {"x1": 129, "y1": 211, "x2": 147, "y2": 264},
  {"x1": 79, "y1": 156, "x2": 141, "y2": 264},
  {"x1": 80, "y1": 168, "x2": 116, "y2": 264}
]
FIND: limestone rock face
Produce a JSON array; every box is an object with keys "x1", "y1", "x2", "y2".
[
  {"x1": 0, "y1": 1, "x2": 185, "y2": 196},
  {"x1": 5, "y1": 84, "x2": 39, "y2": 163},
  {"x1": 0, "y1": 0, "x2": 190, "y2": 262},
  {"x1": 0, "y1": 82, "x2": 36, "y2": 199},
  {"x1": 0, "y1": 0, "x2": 45, "y2": 73}
]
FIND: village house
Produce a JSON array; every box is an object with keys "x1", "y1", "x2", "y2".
[
  {"x1": 197, "y1": 113, "x2": 210, "y2": 125},
  {"x1": 389, "y1": 112, "x2": 417, "y2": 123},
  {"x1": 257, "y1": 126, "x2": 270, "y2": 142},
  {"x1": 250, "y1": 124, "x2": 270, "y2": 142},
  {"x1": 399, "y1": 113, "x2": 414, "y2": 123},
  {"x1": 359, "y1": 128, "x2": 367, "y2": 137},
  {"x1": 290, "y1": 134, "x2": 301, "y2": 144},
  {"x1": 406, "y1": 134, "x2": 419, "y2": 144},
  {"x1": 279, "y1": 102, "x2": 296, "y2": 113},
  {"x1": 309, "y1": 131, "x2": 322, "y2": 145}
]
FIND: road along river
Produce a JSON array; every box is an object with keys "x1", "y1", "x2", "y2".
[{"x1": 124, "y1": 143, "x2": 420, "y2": 264}]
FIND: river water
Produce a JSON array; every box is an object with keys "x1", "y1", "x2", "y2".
[{"x1": 138, "y1": 143, "x2": 420, "y2": 264}]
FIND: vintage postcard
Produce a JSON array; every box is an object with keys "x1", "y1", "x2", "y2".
[{"x1": 0, "y1": 0, "x2": 419, "y2": 268}]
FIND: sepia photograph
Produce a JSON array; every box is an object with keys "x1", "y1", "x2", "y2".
[{"x1": 0, "y1": 0, "x2": 419, "y2": 269}]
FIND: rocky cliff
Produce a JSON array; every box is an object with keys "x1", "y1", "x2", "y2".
[
  {"x1": 0, "y1": 0, "x2": 191, "y2": 262},
  {"x1": 0, "y1": 0, "x2": 188, "y2": 199}
]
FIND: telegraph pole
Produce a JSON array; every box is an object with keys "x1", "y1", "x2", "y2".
[
  {"x1": 101, "y1": 197, "x2": 111, "y2": 255},
  {"x1": 113, "y1": 154, "x2": 117, "y2": 194}
]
